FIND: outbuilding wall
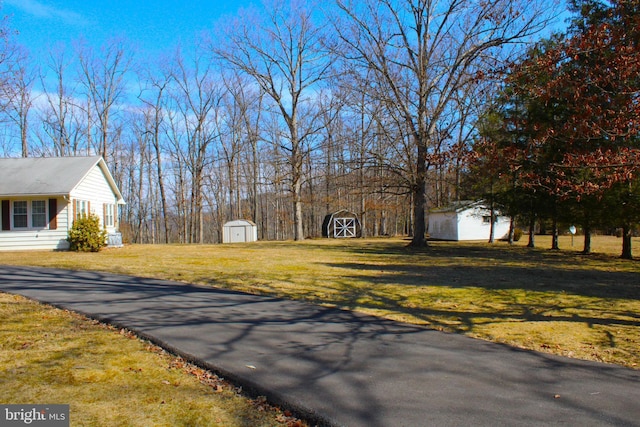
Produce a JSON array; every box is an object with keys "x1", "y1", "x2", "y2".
[
  {"x1": 222, "y1": 220, "x2": 258, "y2": 243},
  {"x1": 456, "y1": 206, "x2": 510, "y2": 241},
  {"x1": 427, "y1": 211, "x2": 458, "y2": 241},
  {"x1": 322, "y1": 210, "x2": 362, "y2": 238},
  {"x1": 428, "y1": 203, "x2": 511, "y2": 241}
]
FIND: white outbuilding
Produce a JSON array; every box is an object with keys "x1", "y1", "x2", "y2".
[
  {"x1": 428, "y1": 200, "x2": 510, "y2": 241},
  {"x1": 222, "y1": 219, "x2": 258, "y2": 243}
]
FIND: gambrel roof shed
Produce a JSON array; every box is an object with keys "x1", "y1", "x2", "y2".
[
  {"x1": 322, "y1": 209, "x2": 362, "y2": 238},
  {"x1": 0, "y1": 156, "x2": 125, "y2": 251}
]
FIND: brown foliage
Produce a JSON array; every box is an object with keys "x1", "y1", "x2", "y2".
[{"x1": 509, "y1": 0, "x2": 640, "y2": 199}]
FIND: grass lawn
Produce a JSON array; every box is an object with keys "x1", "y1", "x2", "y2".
[
  {"x1": 0, "y1": 234, "x2": 638, "y2": 423},
  {"x1": 0, "y1": 293, "x2": 301, "y2": 426}
]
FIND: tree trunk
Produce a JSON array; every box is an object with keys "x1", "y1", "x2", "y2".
[
  {"x1": 488, "y1": 197, "x2": 496, "y2": 244},
  {"x1": 153, "y1": 144, "x2": 169, "y2": 244},
  {"x1": 583, "y1": 227, "x2": 592, "y2": 254},
  {"x1": 21, "y1": 116, "x2": 28, "y2": 158},
  {"x1": 409, "y1": 144, "x2": 427, "y2": 247},
  {"x1": 621, "y1": 224, "x2": 633, "y2": 260},
  {"x1": 527, "y1": 216, "x2": 536, "y2": 248},
  {"x1": 291, "y1": 146, "x2": 304, "y2": 241},
  {"x1": 508, "y1": 217, "x2": 515, "y2": 245},
  {"x1": 551, "y1": 203, "x2": 559, "y2": 250},
  {"x1": 360, "y1": 157, "x2": 367, "y2": 239},
  {"x1": 252, "y1": 137, "x2": 259, "y2": 222}
]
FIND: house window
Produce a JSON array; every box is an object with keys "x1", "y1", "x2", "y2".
[
  {"x1": 482, "y1": 216, "x2": 492, "y2": 224},
  {"x1": 13, "y1": 201, "x2": 28, "y2": 228},
  {"x1": 12, "y1": 200, "x2": 48, "y2": 229},
  {"x1": 104, "y1": 204, "x2": 115, "y2": 227},
  {"x1": 32, "y1": 200, "x2": 47, "y2": 228},
  {"x1": 74, "y1": 199, "x2": 89, "y2": 220}
]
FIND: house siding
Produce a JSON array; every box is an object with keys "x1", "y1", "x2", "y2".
[
  {"x1": 0, "y1": 156, "x2": 124, "y2": 251},
  {"x1": 0, "y1": 197, "x2": 70, "y2": 251},
  {"x1": 70, "y1": 166, "x2": 120, "y2": 234},
  {"x1": 456, "y1": 207, "x2": 495, "y2": 241},
  {"x1": 428, "y1": 212, "x2": 458, "y2": 241},
  {"x1": 428, "y1": 203, "x2": 510, "y2": 241}
]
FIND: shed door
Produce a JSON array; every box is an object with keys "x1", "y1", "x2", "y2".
[
  {"x1": 333, "y1": 218, "x2": 356, "y2": 238},
  {"x1": 230, "y1": 226, "x2": 246, "y2": 242}
]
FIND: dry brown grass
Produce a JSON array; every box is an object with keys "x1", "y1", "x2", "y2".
[
  {"x1": 0, "y1": 293, "x2": 302, "y2": 426},
  {"x1": 0, "y1": 235, "x2": 638, "y2": 371}
]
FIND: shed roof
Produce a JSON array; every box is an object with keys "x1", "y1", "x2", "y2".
[
  {"x1": 0, "y1": 156, "x2": 124, "y2": 203},
  {"x1": 326, "y1": 209, "x2": 358, "y2": 218},
  {"x1": 224, "y1": 219, "x2": 256, "y2": 227}
]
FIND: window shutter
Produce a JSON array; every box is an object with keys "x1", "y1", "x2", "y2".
[
  {"x1": 48, "y1": 198, "x2": 58, "y2": 230},
  {"x1": 72, "y1": 199, "x2": 76, "y2": 221},
  {"x1": 1, "y1": 200, "x2": 9, "y2": 231}
]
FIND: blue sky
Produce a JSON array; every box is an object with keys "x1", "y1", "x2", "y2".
[{"x1": 3, "y1": 0, "x2": 255, "y2": 58}]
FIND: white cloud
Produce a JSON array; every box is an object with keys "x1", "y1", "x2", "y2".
[{"x1": 5, "y1": 0, "x2": 86, "y2": 25}]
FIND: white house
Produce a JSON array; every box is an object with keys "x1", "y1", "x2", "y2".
[
  {"x1": 428, "y1": 200, "x2": 510, "y2": 241},
  {"x1": 0, "y1": 156, "x2": 125, "y2": 251}
]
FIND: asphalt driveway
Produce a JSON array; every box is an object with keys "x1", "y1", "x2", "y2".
[{"x1": 1, "y1": 265, "x2": 639, "y2": 426}]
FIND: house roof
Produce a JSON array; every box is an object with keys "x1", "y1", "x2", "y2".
[
  {"x1": 0, "y1": 156, "x2": 125, "y2": 204},
  {"x1": 429, "y1": 200, "x2": 485, "y2": 214}
]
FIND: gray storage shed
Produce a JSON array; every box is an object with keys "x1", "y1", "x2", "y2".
[{"x1": 222, "y1": 220, "x2": 258, "y2": 243}]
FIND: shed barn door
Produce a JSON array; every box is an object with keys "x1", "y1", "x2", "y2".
[
  {"x1": 333, "y1": 218, "x2": 356, "y2": 238},
  {"x1": 230, "y1": 226, "x2": 246, "y2": 243}
]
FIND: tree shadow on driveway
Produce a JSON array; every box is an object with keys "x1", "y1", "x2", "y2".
[{"x1": 1, "y1": 264, "x2": 640, "y2": 427}]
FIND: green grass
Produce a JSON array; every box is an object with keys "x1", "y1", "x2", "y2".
[
  {"x1": 1, "y1": 235, "x2": 638, "y2": 372},
  {"x1": 0, "y1": 293, "x2": 301, "y2": 426}
]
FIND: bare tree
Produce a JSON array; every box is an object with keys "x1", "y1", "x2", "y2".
[
  {"x1": 138, "y1": 61, "x2": 173, "y2": 243},
  {"x1": 334, "y1": 0, "x2": 555, "y2": 246},
  {"x1": 213, "y1": 0, "x2": 332, "y2": 240},
  {"x1": 0, "y1": 46, "x2": 35, "y2": 157},
  {"x1": 77, "y1": 38, "x2": 132, "y2": 161},
  {"x1": 224, "y1": 72, "x2": 265, "y2": 223},
  {"x1": 0, "y1": 17, "x2": 31, "y2": 156},
  {"x1": 0, "y1": 13, "x2": 17, "y2": 99},
  {"x1": 37, "y1": 45, "x2": 84, "y2": 156},
  {"x1": 169, "y1": 44, "x2": 222, "y2": 243},
  {"x1": 217, "y1": 74, "x2": 249, "y2": 221}
]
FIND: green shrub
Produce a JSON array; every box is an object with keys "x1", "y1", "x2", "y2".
[{"x1": 67, "y1": 214, "x2": 108, "y2": 252}]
